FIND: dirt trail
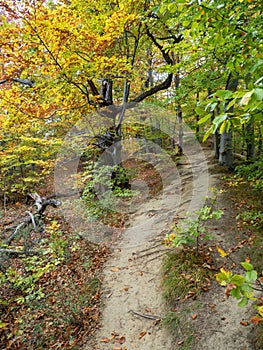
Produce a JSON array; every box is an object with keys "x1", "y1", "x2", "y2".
[{"x1": 84, "y1": 151, "x2": 257, "y2": 350}]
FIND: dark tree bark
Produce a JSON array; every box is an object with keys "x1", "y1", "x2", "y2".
[
  {"x1": 219, "y1": 74, "x2": 239, "y2": 169},
  {"x1": 245, "y1": 117, "x2": 255, "y2": 160}
]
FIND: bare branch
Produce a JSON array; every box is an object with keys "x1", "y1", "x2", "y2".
[
  {"x1": 131, "y1": 73, "x2": 173, "y2": 104},
  {"x1": 0, "y1": 78, "x2": 34, "y2": 87}
]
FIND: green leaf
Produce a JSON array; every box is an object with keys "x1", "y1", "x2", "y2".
[
  {"x1": 230, "y1": 275, "x2": 245, "y2": 286},
  {"x1": 243, "y1": 291, "x2": 256, "y2": 300},
  {"x1": 167, "y1": 3, "x2": 177, "y2": 13},
  {"x1": 203, "y1": 125, "x2": 214, "y2": 142},
  {"x1": 254, "y1": 88, "x2": 263, "y2": 101},
  {"x1": 240, "y1": 90, "x2": 254, "y2": 106},
  {"x1": 216, "y1": 268, "x2": 232, "y2": 286},
  {"x1": 214, "y1": 90, "x2": 233, "y2": 99},
  {"x1": 198, "y1": 114, "x2": 211, "y2": 125},
  {"x1": 241, "y1": 262, "x2": 253, "y2": 271},
  {"x1": 245, "y1": 270, "x2": 257, "y2": 283},
  {"x1": 212, "y1": 114, "x2": 228, "y2": 130},
  {"x1": 231, "y1": 287, "x2": 241, "y2": 299},
  {"x1": 195, "y1": 105, "x2": 204, "y2": 115},
  {"x1": 238, "y1": 298, "x2": 248, "y2": 307}
]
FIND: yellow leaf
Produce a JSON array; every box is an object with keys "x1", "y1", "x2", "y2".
[
  {"x1": 257, "y1": 306, "x2": 263, "y2": 318},
  {"x1": 216, "y1": 246, "x2": 228, "y2": 257}
]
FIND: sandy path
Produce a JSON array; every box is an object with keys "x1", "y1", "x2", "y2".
[
  {"x1": 84, "y1": 147, "x2": 210, "y2": 350},
  {"x1": 84, "y1": 150, "x2": 258, "y2": 350}
]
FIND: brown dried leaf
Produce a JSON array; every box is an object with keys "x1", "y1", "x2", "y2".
[
  {"x1": 138, "y1": 331, "x2": 147, "y2": 339},
  {"x1": 251, "y1": 316, "x2": 263, "y2": 325},
  {"x1": 100, "y1": 338, "x2": 109, "y2": 343},
  {"x1": 118, "y1": 336, "x2": 126, "y2": 344},
  {"x1": 111, "y1": 267, "x2": 119, "y2": 272}
]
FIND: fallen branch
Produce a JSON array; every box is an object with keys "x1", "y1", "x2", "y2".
[
  {"x1": 25, "y1": 211, "x2": 37, "y2": 231},
  {"x1": 128, "y1": 310, "x2": 162, "y2": 320},
  {"x1": 5, "y1": 193, "x2": 60, "y2": 245},
  {"x1": 0, "y1": 248, "x2": 38, "y2": 257}
]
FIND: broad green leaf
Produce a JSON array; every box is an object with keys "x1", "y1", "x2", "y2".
[
  {"x1": 195, "y1": 105, "x2": 206, "y2": 116},
  {"x1": 231, "y1": 287, "x2": 241, "y2": 299},
  {"x1": 203, "y1": 125, "x2": 214, "y2": 142},
  {"x1": 243, "y1": 291, "x2": 256, "y2": 300},
  {"x1": 216, "y1": 268, "x2": 232, "y2": 286},
  {"x1": 230, "y1": 275, "x2": 245, "y2": 286},
  {"x1": 240, "y1": 90, "x2": 255, "y2": 106},
  {"x1": 238, "y1": 298, "x2": 248, "y2": 307},
  {"x1": 214, "y1": 90, "x2": 233, "y2": 99},
  {"x1": 197, "y1": 114, "x2": 211, "y2": 125},
  {"x1": 245, "y1": 270, "x2": 258, "y2": 283},
  {"x1": 249, "y1": 59, "x2": 263, "y2": 74},
  {"x1": 254, "y1": 88, "x2": 263, "y2": 100},
  {"x1": 212, "y1": 114, "x2": 228, "y2": 130},
  {"x1": 241, "y1": 262, "x2": 253, "y2": 271}
]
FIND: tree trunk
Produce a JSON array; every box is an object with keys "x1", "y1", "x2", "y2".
[
  {"x1": 219, "y1": 74, "x2": 239, "y2": 169},
  {"x1": 214, "y1": 131, "x2": 220, "y2": 159},
  {"x1": 245, "y1": 118, "x2": 255, "y2": 160},
  {"x1": 177, "y1": 104, "x2": 183, "y2": 155},
  {"x1": 257, "y1": 124, "x2": 262, "y2": 156},
  {"x1": 219, "y1": 129, "x2": 233, "y2": 169}
]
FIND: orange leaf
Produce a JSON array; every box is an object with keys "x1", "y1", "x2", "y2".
[
  {"x1": 240, "y1": 320, "x2": 249, "y2": 326},
  {"x1": 118, "y1": 336, "x2": 126, "y2": 344},
  {"x1": 100, "y1": 338, "x2": 109, "y2": 343},
  {"x1": 138, "y1": 331, "x2": 147, "y2": 339},
  {"x1": 111, "y1": 267, "x2": 119, "y2": 272},
  {"x1": 191, "y1": 314, "x2": 197, "y2": 320},
  {"x1": 225, "y1": 283, "x2": 236, "y2": 299},
  {"x1": 251, "y1": 316, "x2": 263, "y2": 325}
]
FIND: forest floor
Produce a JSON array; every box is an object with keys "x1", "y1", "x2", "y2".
[
  {"x1": 0, "y1": 148, "x2": 262, "y2": 349},
  {"x1": 84, "y1": 149, "x2": 262, "y2": 350}
]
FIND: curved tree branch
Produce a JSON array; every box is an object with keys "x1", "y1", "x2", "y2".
[{"x1": 130, "y1": 73, "x2": 173, "y2": 103}]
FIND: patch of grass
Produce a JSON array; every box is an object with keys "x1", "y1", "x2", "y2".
[
  {"x1": 162, "y1": 248, "x2": 213, "y2": 303},
  {"x1": 162, "y1": 310, "x2": 180, "y2": 330},
  {"x1": 255, "y1": 323, "x2": 263, "y2": 350},
  {"x1": 162, "y1": 311, "x2": 194, "y2": 349},
  {"x1": 178, "y1": 332, "x2": 194, "y2": 350}
]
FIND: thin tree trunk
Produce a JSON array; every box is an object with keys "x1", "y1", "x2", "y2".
[
  {"x1": 245, "y1": 117, "x2": 255, "y2": 160},
  {"x1": 219, "y1": 129, "x2": 233, "y2": 168},
  {"x1": 219, "y1": 74, "x2": 238, "y2": 169},
  {"x1": 177, "y1": 104, "x2": 183, "y2": 155},
  {"x1": 257, "y1": 123, "x2": 262, "y2": 156}
]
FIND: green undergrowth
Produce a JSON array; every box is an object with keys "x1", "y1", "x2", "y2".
[
  {"x1": 162, "y1": 248, "x2": 214, "y2": 304},
  {"x1": 225, "y1": 170, "x2": 263, "y2": 349},
  {"x1": 0, "y1": 214, "x2": 109, "y2": 349},
  {"x1": 162, "y1": 247, "x2": 213, "y2": 349}
]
